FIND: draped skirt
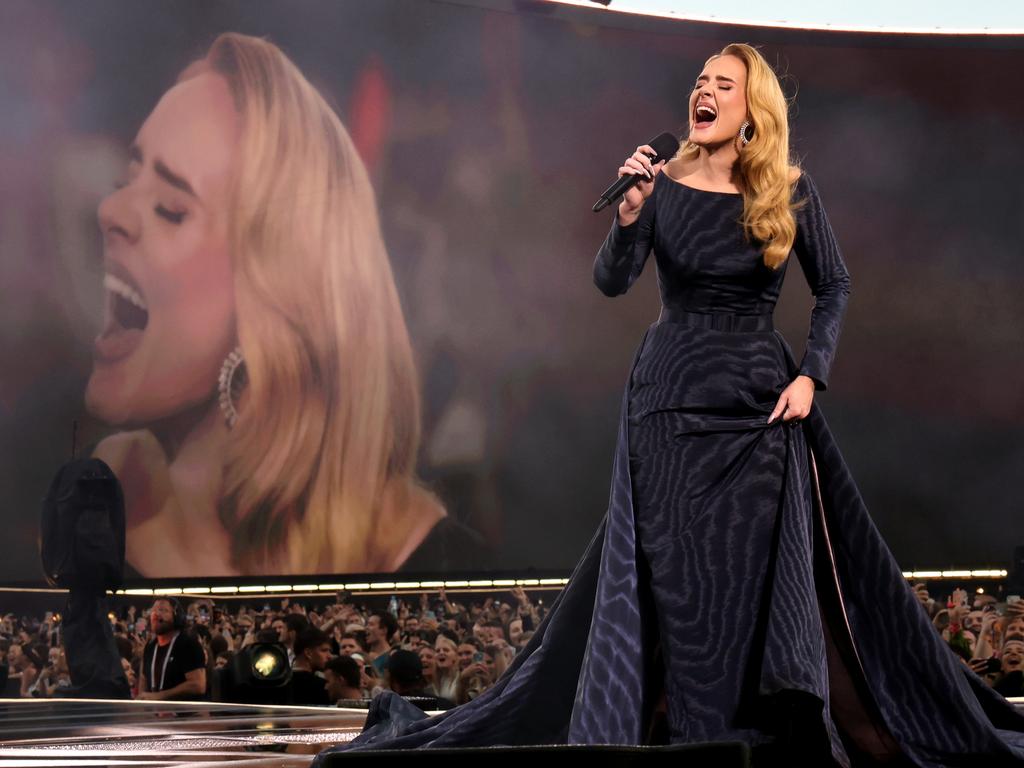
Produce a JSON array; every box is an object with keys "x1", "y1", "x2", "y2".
[{"x1": 313, "y1": 314, "x2": 1024, "y2": 768}]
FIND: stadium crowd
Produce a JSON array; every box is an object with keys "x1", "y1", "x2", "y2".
[{"x1": 1, "y1": 582, "x2": 1021, "y2": 706}]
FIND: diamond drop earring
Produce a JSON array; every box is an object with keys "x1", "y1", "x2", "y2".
[
  {"x1": 738, "y1": 120, "x2": 753, "y2": 146},
  {"x1": 218, "y1": 346, "x2": 247, "y2": 429}
]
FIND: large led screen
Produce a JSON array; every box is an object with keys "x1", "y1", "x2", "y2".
[{"x1": 1, "y1": 0, "x2": 1022, "y2": 582}]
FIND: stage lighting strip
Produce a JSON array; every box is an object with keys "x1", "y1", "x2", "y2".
[
  {"x1": 111, "y1": 578, "x2": 573, "y2": 598},
  {"x1": 902, "y1": 569, "x2": 1009, "y2": 580},
  {"x1": 0, "y1": 570, "x2": 1011, "y2": 597},
  {"x1": 113, "y1": 571, "x2": 1006, "y2": 597},
  {"x1": 543, "y1": 0, "x2": 1024, "y2": 35}
]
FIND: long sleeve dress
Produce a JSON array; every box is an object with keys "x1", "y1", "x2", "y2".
[{"x1": 314, "y1": 171, "x2": 1024, "y2": 768}]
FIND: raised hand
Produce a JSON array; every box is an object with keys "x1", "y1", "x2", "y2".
[{"x1": 617, "y1": 144, "x2": 665, "y2": 224}]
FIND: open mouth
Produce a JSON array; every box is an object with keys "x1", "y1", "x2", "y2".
[
  {"x1": 694, "y1": 103, "x2": 717, "y2": 129},
  {"x1": 93, "y1": 269, "x2": 149, "y2": 364},
  {"x1": 104, "y1": 273, "x2": 149, "y2": 332}
]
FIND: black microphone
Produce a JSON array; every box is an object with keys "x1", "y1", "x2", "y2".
[{"x1": 592, "y1": 132, "x2": 681, "y2": 213}]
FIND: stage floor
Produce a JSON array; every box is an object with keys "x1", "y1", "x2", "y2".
[
  {"x1": 1, "y1": 697, "x2": 1021, "y2": 766},
  {"x1": 0, "y1": 699, "x2": 372, "y2": 767}
]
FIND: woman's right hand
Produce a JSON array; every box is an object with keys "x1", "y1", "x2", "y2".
[
  {"x1": 460, "y1": 662, "x2": 488, "y2": 680},
  {"x1": 618, "y1": 144, "x2": 665, "y2": 224}
]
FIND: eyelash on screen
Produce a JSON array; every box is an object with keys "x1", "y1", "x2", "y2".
[
  {"x1": 155, "y1": 205, "x2": 186, "y2": 224},
  {"x1": 112, "y1": 180, "x2": 186, "y2": 224}
]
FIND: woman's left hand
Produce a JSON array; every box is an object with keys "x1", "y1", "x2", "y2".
[{"x1": 767, "y1": 375, "x2": 815, "y2": 424}]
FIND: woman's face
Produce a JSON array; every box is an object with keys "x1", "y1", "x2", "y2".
[
  {"x1": 687, "y1": 54, "x2": 748, "y2": 149},
  {"x1": 88, "y1": 72, "x2": 240, "y2": 426},
  {"x1": 508, "y1": 618, "x2": 523, "y2": 646},
  {"x1": 417, "y1": 646, "x2": 436, "y2": 678},
  {"x1": 1002, "y1": 640, "x2": 1024, "y2": 673},
  {"x1": 434, "y1": 637, "x2": 456, "y2": 669}
]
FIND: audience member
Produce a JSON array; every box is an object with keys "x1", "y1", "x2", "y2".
[
  {"x1": 324, "y1": 655, "x2": 364, "y2": 704},
  {"x1": 418, "y1": 644, "x2": 437, "y2": 689},
  {"x1": 138, "y1": 599, "x2": 206, "y2": 701},
  {"x1": 7, "y1": 581, "x2": 1018, "y2": 714},
  {"x1": 281, "y1": 614, "x2": 310, "y2": 665},
  {"x1": 994, "y1": 637, "x2": 1024, "y2": 698},
  {"x1": 366, "y1": 612, "x2": 398, "y2": 675},
  {"x1": 457, "y1": 638, "x2": 481, "y2": 670},
  {"x1": 289, "y1": 628, "x2": 331, "y2": 706},
  {"x1": 338, "y1": 631, "x2": 368, "y2": 657},
  {"x1": 432, "y1": 630, "x2": 460, "y2": 702}
]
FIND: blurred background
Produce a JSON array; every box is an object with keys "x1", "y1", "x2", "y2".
[{"x1": 1, "y1": 0, "x2": 1022, "y2": 584}]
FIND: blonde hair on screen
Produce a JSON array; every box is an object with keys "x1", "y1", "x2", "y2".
[
  {"x1": 195, "y1": 32, "x2": 439, "y2": 573},
  {"x1": 676, "y1": 43, "x2": 802, "y2": 269}
]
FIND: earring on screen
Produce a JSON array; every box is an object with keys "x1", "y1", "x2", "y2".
[
  {"x1": 218, "y1": 346, "x2": 247, "y2": 429},
  {"x1": 738, "y1": 120, "x2": 753, "y2": 146}
]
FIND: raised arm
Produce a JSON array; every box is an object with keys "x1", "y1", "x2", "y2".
[
  {"x1": 593, "y1": 145, "x2": 664, "y2": 297},
  {"x1": 792, "y1": 172, "x2": 851, "y2": 391}
]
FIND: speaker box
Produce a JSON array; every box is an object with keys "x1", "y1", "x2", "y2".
[{"x1": 40, "y1": 458, "x2": 125, "y2": 591}]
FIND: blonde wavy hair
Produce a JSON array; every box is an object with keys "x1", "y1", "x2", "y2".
[
  {"x1": 676, "y1": 43, "x2": 801, "y2": 269},
  {"x1": 191, "y1": 33, "x2": 439, "y2": 574}
]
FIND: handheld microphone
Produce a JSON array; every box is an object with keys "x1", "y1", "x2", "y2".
[{"x1": 592, "y1": 132, "x2": 681, "y2": 213}]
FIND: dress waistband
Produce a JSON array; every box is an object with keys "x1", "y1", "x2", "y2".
[{"x1": 658, "y1": 306, "x2": 774, "y2": 332}]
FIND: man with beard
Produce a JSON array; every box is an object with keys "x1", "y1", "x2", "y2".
[{"x1": 138, "y1": 599, "x2": 206, "y2": 701}]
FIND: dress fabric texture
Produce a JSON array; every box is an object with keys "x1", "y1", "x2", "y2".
[{"x1": 314, "y1": 173, "x2": 1024, "y2": 767}]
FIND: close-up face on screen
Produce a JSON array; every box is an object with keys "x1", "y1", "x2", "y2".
[{"x1": 1, "y1": 0, "x2": 1022, "y2": 584}]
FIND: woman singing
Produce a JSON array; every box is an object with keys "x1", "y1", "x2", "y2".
[
  {"x1": 316, "y1": 43, "x2": 1024, "y2": 768},
  {"x1": 88, "y1": 33, "x2": 448, "y2": 577}
]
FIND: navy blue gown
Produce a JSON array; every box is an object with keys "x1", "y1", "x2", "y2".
[{"x1": 314, "y1": 172, "x2": 1024, "y2": 767}]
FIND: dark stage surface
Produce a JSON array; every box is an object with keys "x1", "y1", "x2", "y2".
[
  {"x1": 0, "y1": 699, "x2": 368, "y2": 766},
  {"x1": 0, "y1": 697, "x2": 1022, "y2": 766}
]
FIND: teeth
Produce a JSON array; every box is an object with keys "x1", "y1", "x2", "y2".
[
  {"x1": 104, "y1": 274, "x2": 148, "y2": 311},
  {"x1": 696, "y1": 105, "x2": 717, "y2": 120}
]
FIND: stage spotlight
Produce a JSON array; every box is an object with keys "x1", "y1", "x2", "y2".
[
  {"x1": 219, "y1": 643, "x2": 292, "y2": 704},
  {"x1": 253, "y1": 648, "x2": 285, "y2": 679}
]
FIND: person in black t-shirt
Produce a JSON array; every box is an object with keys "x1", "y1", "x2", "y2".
[
  {"x1": 289, "y1": 628, "x2": 331, "y2": 706},
  {"x1": 139, "y1": 599, "x2": 206, "y2": 701}
]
